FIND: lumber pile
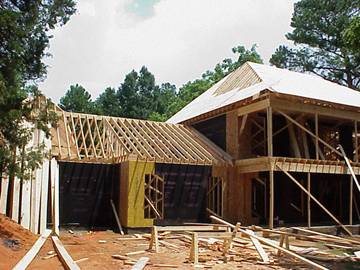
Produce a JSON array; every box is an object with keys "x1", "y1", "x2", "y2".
[{"x1": 114, "y1": 216, "x2": 360, "y2": 269}]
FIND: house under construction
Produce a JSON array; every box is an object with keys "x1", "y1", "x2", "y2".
[{"x1": 1, "y1": 62, "x2": 360, "y2": 235}]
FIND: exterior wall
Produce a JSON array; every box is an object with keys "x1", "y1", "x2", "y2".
[{"x1": 119, "y1": 160, "x2": 155, "y2": 228}]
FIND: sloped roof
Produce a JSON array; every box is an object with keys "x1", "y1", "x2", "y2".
[
  {"x1": 167, "y1": 62, "x2": 360, "y2": 124},
  {"x1": 51, "y1": 110, "x2": 232, "y2": 165}
]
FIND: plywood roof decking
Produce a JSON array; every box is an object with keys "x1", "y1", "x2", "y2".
[
  {"x1": 51, "y1": 111, "x2": 232, "y2": 165},
  {"x1": 167, "y1": 62, "x2": 360, "y2": 124}
]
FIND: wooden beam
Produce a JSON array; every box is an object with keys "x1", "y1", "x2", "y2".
[
  {"x1": 51, "y1": 158, "x2": 59, "y2": 235},
  {"x1": 355, "y1": 121, "x2": 359, "y2": 162},
  {"x1": 315, "y1": 113, "x2": 319, "y2": 160},
  {"x1": 270, "y1": 96, "x2": 360, "y2": 121},
  {"x1": 269, "y1": 170, "x2": 274, "y2": 229},
  {"x1": 20, "y1": 176, "x2": 31, "y2": 229},
  {"x1": 237, "y1": 98, "x2": 270, "y2": 117},
  {"x1": 292, "y1": 227, "x2": 360, "y2": 245},
  {"x1": 277, "y1": 165, "x2": 352, "y2": 236},
  {"x1": 307, "y1": 173, "x2": 311, "y2": 228},
  {"x1": 12, "y1": 229, "x2": 51, "y2": 270},
  {"x1": 39, "y1": 159, "x2": 49, "y2": 234},
  {"x1": 0, "y1": 174, "x2": 9, "y2": 214},
  {"x1": 267, "y1": 107, "x2": 273, "y2": 156},
  {"x1": 339, "y1": 145, "x2": 360, "y2": 193},
  {"x1": 52, "y1": 236, "x2": 80, "y2": 270},
  {"x1": 350, "y1": 175, "x2": 353, "y2": 225},
  {"x1": 110, "y1": 199, "x2": 124, "y2": 235},
  {"x1": 11, "y1": 176, "x2": 20, "y2": 222}
]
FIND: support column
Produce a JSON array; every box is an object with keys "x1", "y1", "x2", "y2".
[
  {"x1": 307, "y1": 172, "x2": 311, "y2": 227},
  {"x1": 355, "y1": 121, "x2": 358, "y2": 163},
  {"x1": 350, "y1": 175, "x2": 353, "y2": 225},
  {"x1": 267, "y1": 107, "x2": 274, "y2": 229},
  {"x1": 269, "y1": 170, "x2": 274, "y2": 229},
  {"x1": 267, "y1": 107, "x2": 273, "y2": 157},
  {"x1": 315, "y1": 113, "x2": 319, "y2": 160}
]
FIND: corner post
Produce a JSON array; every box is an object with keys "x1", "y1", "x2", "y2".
[
  {"x1": 350, "y1": 175, "x2": 353, "y2": 225},
  {"x1": 267, "y1": 107, "x2": 274, "y2": 229},
  {"x1": 307, "y1": 172, "x2": 311, "y2": 227},
  {"x1": 315, "y1": 113, "x2": 319, "y2": 160}
]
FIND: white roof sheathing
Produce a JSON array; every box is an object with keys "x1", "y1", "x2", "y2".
[{"x1": 167, "y1": 62, "x2": 360, "y2": 124}]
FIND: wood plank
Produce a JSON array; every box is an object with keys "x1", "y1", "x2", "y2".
[
  {"x1": 0, "y1": 174, "x2": 9, "y2": 214},
  {"x1": 339, "y1": 145, "x2": 360, "y2": 193},
  {"x1": 30, "y1": 165, "x2": 42, "y2": 234},
  {"x1": 52, "y1": 236, "x2": 80, "y2": 270},
  {"x1": 11, "y1": 176, "x2": 21, "y2": 222},
  {"x1": 110, "y1": 199, "x2": 124, "y2": 235},
  {"x1": 20, "y1": 176, "x2": 31, "y2": 229},
  {"x1": 307, "y1": 173, "x2": 311, "y2": 228},
  {"x1": 269, "y1": 170, "x2": 274, "y2": 229},
  {"x1": 131, "y1": 257, "x2": 149, "y2": 270},
  {"x1": 292, "y1": 227, "x2": 360, "y2": 245},
  {"x1": 39, "y1": 159, "x2": 50, "y2": 234},
  {"x1": 245, "y1": 229, "x2": 270, "y2": 263},
  {"x1": 12, "y1": 229, "x2": 51, "y2": 270},
  {"x1": 50, "y1": 158, "x2": 60, "y2": 235}
]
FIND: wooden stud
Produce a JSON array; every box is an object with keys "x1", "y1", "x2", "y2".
[
  {"x1": 20, "y1": 176, "x2": 31, "y2": 229},
  {"x1": 350, "y1": 175, "x2": 353, "y2": 225},
  {"x1": 269, "y1": 170, "x2": 274, "y2": 229},
  {"x1": 315, "y1": 113, "x2": 319, "y2": 160},
  {"x1": 39, "y1": 159, "x2": 49, "y2": 234},
  {"x1": 267, "y1": 107, "x2": 273, "y2": 157},
  {"x1": 11, "y1": 176, "x2": 21, "y2": 222},
  {"x1": 0, "y1": 174, "x2": 9, "y2": 214},
  {"x1": 307, "y1": 172, "x2": 311, "y2": 228}
]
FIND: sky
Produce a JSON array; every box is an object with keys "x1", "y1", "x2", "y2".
[{"x1": 39, "y1": 0, "x2": 295, "y2": 103}]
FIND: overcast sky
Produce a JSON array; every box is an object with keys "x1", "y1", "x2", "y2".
[{"x1": 39, "y1": 0, "x2": 295, "y2": 103}]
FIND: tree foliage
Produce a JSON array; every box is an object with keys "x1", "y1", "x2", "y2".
[
  {"x1": 0, "y1": 0, "x2": 76, "y2": 178},
  {"x1": 59, "y1": 84, "x2": 97, "y2": 114},
  {"x1": 270, "y1": 0, "x2": 360, "y2": 89}
]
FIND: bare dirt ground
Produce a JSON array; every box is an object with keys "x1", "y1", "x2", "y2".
[
  {"x1": 0, "y1": 214, "x2": 37, "y2": 269},
  {"x1": 1, "y1": 218, "x2": 357, "y2": 270}
]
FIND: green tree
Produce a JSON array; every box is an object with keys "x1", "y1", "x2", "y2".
[
  {"x1": 59, "y1": 84, "x2": 96, "y2": 113},
  {"x1": 117, "y1": 70, "x2": 141, "y2": 119},
  {"x1": 344, "y1": 16, "x2": 360, "y2": 54},
  {"x1": 0, "y1": 0, "x2": 76, "y2": 178},
  {"x1": 149, "y1": 83, "x2": 177, "y2": 121},
  {"x1": 94, "y1": 87, "x2": 122, "y2": 116},
  {"x1": 270, "y1": 0, "x2": 360, "y2": 89},
  {"x1": 116, "y1": 66, "x2": 170, "y2": 120}
]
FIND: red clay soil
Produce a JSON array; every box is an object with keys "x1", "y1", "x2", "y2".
[{"x1": 0, "y1": 214, "x2": 37, "y2": 269}]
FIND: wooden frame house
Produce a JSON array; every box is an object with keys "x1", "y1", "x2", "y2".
[
  {"x1": 168, "y1": 62, "x2": 360, "y2": 232},
  {"x1": 1, "y1": 61, "x2": 359, "y2": 235}
]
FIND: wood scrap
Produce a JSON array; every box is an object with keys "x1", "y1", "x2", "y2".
[
  {"x1": 126, "y1": 250, "x2": 146, "y2": 256},
  {"x1": 210, "y1": 215, "x2": 329, "y2": 270},
  {"x1": 112, "y1": 254, "x2": 135, "y2": 261},
  {"x1": 131, "y1": 257, "x2": 149, "y2": 270},
  {"x1": 245, "y1": 229, "x2": 270, "y2": 263}
]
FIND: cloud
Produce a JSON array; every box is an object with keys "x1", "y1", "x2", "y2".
[{"x1": 40, "y1": 0, "x2": 294, "y2": 103}]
